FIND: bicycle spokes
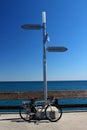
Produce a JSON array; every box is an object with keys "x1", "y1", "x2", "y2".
[{"x1": 45, "y1": 105, "x2": 62, "y2": 122}]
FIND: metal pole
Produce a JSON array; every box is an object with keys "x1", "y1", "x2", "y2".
[{"x1": 42, "y1": 12, "x2": 47, "y2": 102}]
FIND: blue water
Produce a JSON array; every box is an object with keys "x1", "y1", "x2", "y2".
[
  {"x1": 0, "y1": 80, "x2": 87, "y2": 91},
  {"x1": 0, "y1": 80, "x2": 87, "y2": 111}
]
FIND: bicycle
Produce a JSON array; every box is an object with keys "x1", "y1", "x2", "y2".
[{"x1": 19, "y1": 97, "x2": 62, "y2": 122}]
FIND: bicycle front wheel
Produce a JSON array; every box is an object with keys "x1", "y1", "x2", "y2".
[{"x1": 45, "y1": 105, "x2": 62, "y2": 122}]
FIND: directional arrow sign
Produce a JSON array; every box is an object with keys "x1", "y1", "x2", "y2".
[
  {"x1": 21, "y1": 24, "x2": 43, "y2": 30},
  {"x1": 47, "y1": 46, "x2": 68, "y2": 52}
]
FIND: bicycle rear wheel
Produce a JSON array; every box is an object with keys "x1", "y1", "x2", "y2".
[
  {"x1": 45, "y1": 105, "x2": 62, "y2": 122},
  {"x1": 19, "y1": 106, "x2": 36, "y2": 121}
]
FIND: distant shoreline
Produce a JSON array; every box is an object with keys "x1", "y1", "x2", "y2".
[{"x1": 0, "y1": 80, "x2": 87, "y2": 82}]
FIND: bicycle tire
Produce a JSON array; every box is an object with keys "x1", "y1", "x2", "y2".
[
  {"x1": 45, "y1": 104, "x2": 62, "y2": 122},
  {"x1": 19, "y1": 106, "x2": 36, "y2": 121}
]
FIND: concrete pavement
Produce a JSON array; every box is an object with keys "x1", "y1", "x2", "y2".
[{"x1": 0, "y1": 112, "x2": 87, "y2": 130}]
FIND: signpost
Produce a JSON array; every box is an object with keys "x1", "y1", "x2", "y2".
[{"x1": 21, "y1": 11, "x2": 68, "y2": 102}]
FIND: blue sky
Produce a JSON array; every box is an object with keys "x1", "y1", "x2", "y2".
[{"x1": 0, "y1": 0, "x2": 87, "y2": 81}]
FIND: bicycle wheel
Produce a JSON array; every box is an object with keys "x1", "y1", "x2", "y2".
[
  {"x1": 19, "y1": 106, "x2": 36, "y2": 121},
  {"x1": 45, "y1": 104, "x2": 62, "y2": 122}
]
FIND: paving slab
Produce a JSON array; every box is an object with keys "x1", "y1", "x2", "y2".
[{"x1": 0, "y1": 112, "x2": 87, "y2": 130}]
